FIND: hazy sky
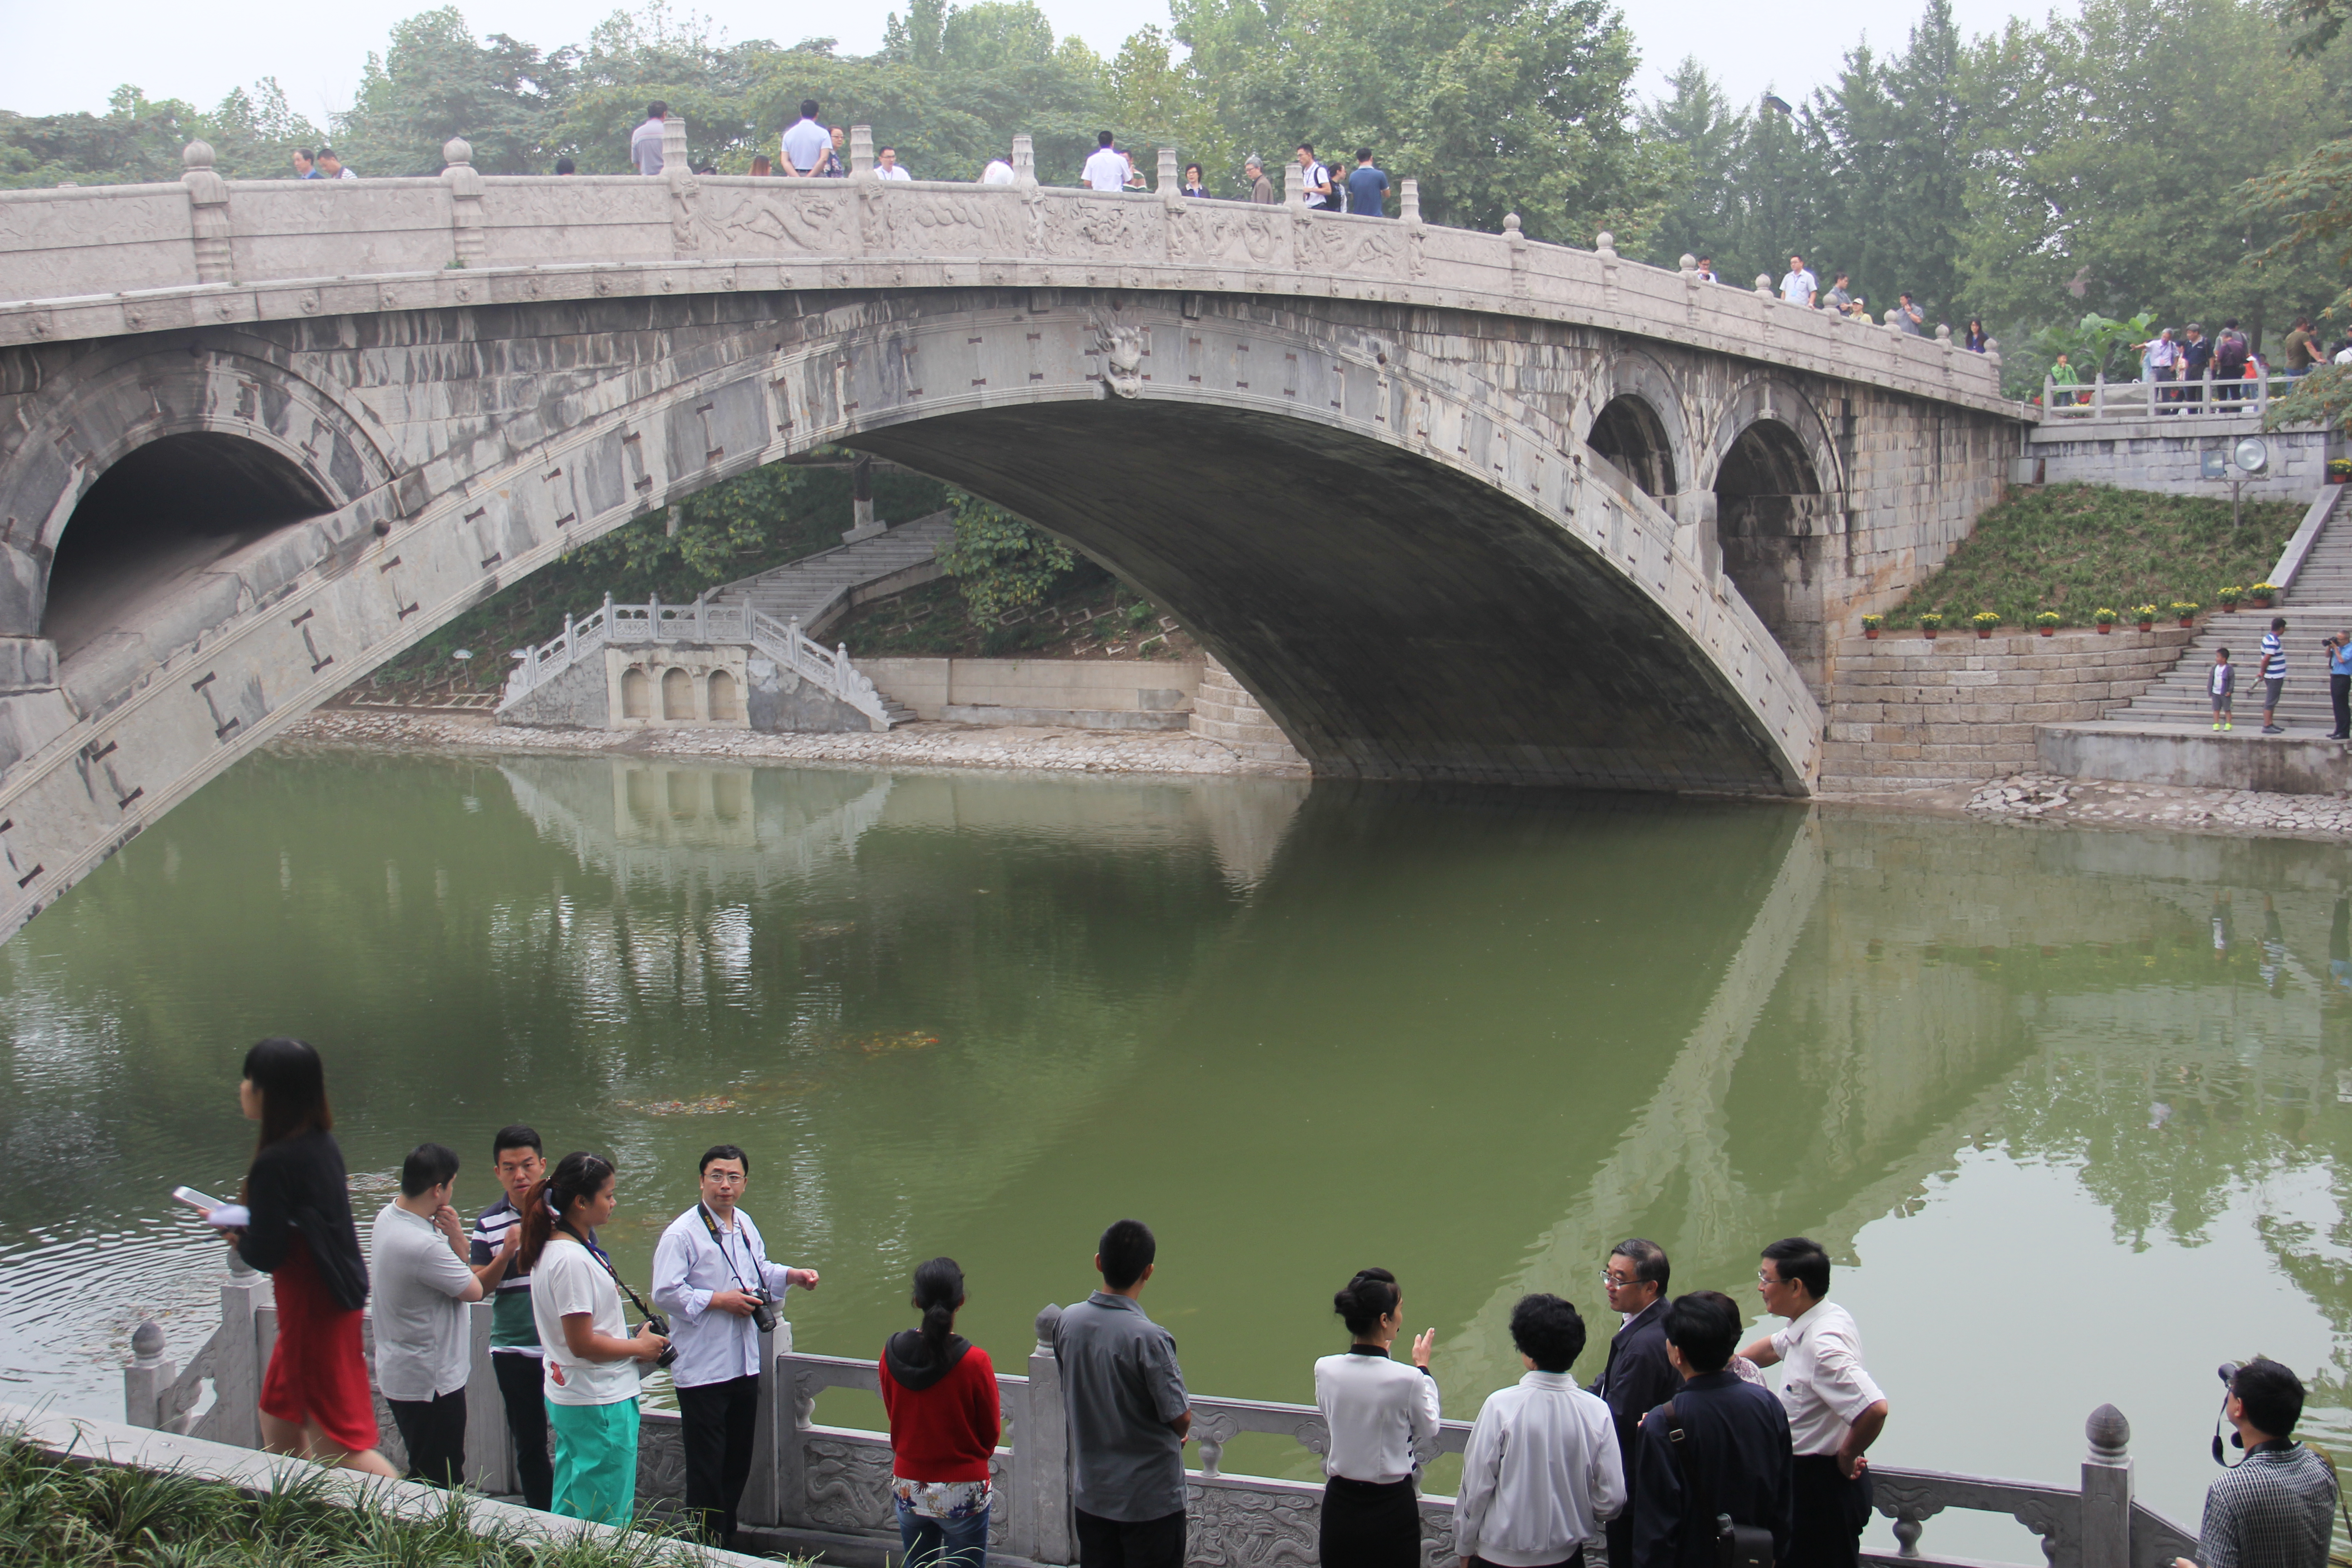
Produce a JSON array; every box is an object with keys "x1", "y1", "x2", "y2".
[{"x1": 3, "y1": 0, "x2": 2054, "y2": 127}]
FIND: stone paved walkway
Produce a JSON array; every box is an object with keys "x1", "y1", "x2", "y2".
[
  {"x1": 1960, "y1": 771, "x2": 2352, "y2": 840},
  {"x1": 281, "y1": 709, "x2": 1309, "y2": 778}
]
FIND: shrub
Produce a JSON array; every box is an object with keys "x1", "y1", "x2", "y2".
[{"x1": 936, "y1": 490, "x2": 1079, "y2": 623}]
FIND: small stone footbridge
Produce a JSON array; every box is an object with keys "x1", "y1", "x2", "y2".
[{"x1": 0, "y1": 123, "x2": 2028, "y2": 940}]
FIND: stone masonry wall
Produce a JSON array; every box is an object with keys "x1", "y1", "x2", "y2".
[
  {"x1": 2029, "y1": 421, "x2": 2328, "y2": 500},
  {"x1": 1821, "y1": 626, "x2": 2196, "y2": 792}
]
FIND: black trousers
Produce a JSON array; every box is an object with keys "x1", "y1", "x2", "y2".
[
  {"x1": 1470, "y1": 1550, "x2": 1584, "y2": 1568},
  {"x1": 1075, "y1": 1506, "x2": 1187, "y2": 1568},
  {"x1": 1788, "y1": 1453, "x2": 1873, "y2": 1568},
  {"x1": 386, "y1": 1387, "x2": 467, "y2": 1487},
  {"x1": 491, "y1": 1352, "x2": 554, "y2": 1511},
  {"x1": 678, "y1": 1373, "x2": 762, "y2": 1544},
  {"x1": 2331, "y1": 673, "x2": 2349, "y2": 737},
  {"x1": 1319, "y1": 1475, "x2": 1420, "y2": 1567}
]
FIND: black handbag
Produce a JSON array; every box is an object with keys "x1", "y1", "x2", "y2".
[{"x1": 1662, "y1": 1399, "x2": 1778, "y2": 1568}]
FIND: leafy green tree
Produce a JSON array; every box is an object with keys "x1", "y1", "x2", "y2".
[
  {"x1": 340, "y1": 7, "x2": 576, "y2": 176},
  {"x1": 1637, "y1": 58, "x2": 1745, "y2": 269},
  {"x1": 0, "y1": 82, "x2": 325, "y2": 188},
  {"x1": 936, "y1": 492, "x2": 1078, "y2": 622}
]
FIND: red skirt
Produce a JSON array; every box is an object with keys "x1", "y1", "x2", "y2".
[{"x1": 258, "y1": 1230, "x2": 379, "y2": 1456}]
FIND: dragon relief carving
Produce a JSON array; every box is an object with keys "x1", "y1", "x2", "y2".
[
  {"x1": 805, "y1": 1438, "x2": 897, "y2": 1533},
  {"x1": 1184, "y1": 1483, "x2": 1322, "y2": 1567},
  {"x1": 1093, "y1": 319, "x2": 1146, "y2": 398},
  {"x1": 692, "y1": 187, "x2": 852, "y2": 255},
  {"x1": 1169, "y1": 208, "x2": 1287, "y2": 267}
]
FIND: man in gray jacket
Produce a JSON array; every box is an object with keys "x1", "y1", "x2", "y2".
[{"x1": 1055, "y1": 1219, "x2": 1192, "y2": 1568}]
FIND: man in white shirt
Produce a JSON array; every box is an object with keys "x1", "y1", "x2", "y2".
[
  {"x1": 1737, "y1": 1239, "x2": 1887, "y2": 1568},
  {"x1": 1779, "y1": 255, "x2": 1817, "y2": 307},
  {"x1": 1457, "y1": 1292, "x2": 1626, "y2": 1568},
  {"x1": 982, "y1": 149, "x2": 1017, "y2": 185},
  {"x1": 781, "y1": 99, "x2": 829, "y2": 176},
  {"x1": 1297, "y1": 143, "x2": 1336, "y2": 210},
  {"x1": 1083, "y1": 130, "x2": 1129, "y2": 193},
  {"x1": 316, "y1": 147, "x2": 358, "y2": 180},
  {"x1": 653, "y1": 1144, "x2": 818, "y2": 1548},
  {"x1": 631, "y1": 102, "x2": 668, "y2": 176},
  {"x1": 877, "y1": 147, "x2": 913, "y2": 181},
  {"x1": 1695, "y1": 256, "x2": 1719, "y2": 284},
  {"x1": 369, "y1": 1143, "x2": 485, "y2": 1485}
]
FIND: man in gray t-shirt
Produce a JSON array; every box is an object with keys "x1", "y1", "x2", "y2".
[
  {"x1": 632, "y1": 101, "x2": 669, "y2": 175},
  {"x1": 1055, "y1": 1219, "x2": 1192, "y2": 1568}
]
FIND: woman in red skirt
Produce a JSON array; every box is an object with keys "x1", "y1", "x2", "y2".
[{"x1": 226, "y1": 1037, "x2": 396, "y2": 1475}]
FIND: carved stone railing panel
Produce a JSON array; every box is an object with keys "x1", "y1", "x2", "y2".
[{"x1": 1871, "y1": 1467, "x2": 2085, "y2": 1568}]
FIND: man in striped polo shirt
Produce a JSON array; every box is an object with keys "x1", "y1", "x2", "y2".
[
  {"x1": 2262, "y1": 617, "x2": 2289, "y2": 734},
  {"x1": 470, "y1": 1123, "x2": 551, "y2": 1509}
]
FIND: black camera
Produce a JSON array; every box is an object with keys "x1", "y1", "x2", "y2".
[
  {"x1": 750, "y1": 1293, "x2": 778, "y2": 1335},
  {"x1": 642, "y1": 1313, "x2": 680, "y2": 1370}
]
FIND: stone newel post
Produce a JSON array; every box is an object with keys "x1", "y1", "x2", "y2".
[
  {"x1": 1157, "y1": 147, "x2": 1180, "y2": 200},
  {"x1": 1012, "y1": 133, "x2": 1036, "y2": 188},
  {"x1": 661, "y1": 114, "x2": 689, "y2": 175},
  {"x1": 1398, "y1": 177, "x2": 1421, "y2": 223},
  {"x1": 122, "y1": 1318, "x2": 172, "y2": 1430},
  {"x1": 1024, "y1": 1304, "x2": 1071, "y2": 1563},
  {"x1": 1284, "y1": 160, "x2": 1305, "y2": 207},
  {"x1": 181, "y1": 140, "x2": 232, "y2": 285},
  {"x1": 850, "y1": 124, "x2": 876, "y2": 179},
  {"x1": 2080, "y1": 1404, "x2": 2134, "y2": 1568},
  {"x1": 441, "y1": 137, "x2": 484, "y2": 268}
]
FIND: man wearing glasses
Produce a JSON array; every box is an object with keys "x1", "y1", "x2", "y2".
[
  {"x1": 653, "y1": 1145, "x2": 821, "y2": 1548},
  {"x1": 1592, "y1": 1240, "x2": 1680, "y2": 1568},
  {"x1": 1737, "y1": 1239, "x2": 1888, "y2": 1568}
]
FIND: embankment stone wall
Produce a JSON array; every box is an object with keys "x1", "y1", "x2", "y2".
[{"x1": 1821, "y1": 627, "x2": 2196, "y2": 792}]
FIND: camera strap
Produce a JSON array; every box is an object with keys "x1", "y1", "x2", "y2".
[
  {"x1": 556, "y1": 1220, "x2": 663, "y2": 1324},
  {"x1": 696, "y1": 1203, "x2": 764, "y2": 1299}
]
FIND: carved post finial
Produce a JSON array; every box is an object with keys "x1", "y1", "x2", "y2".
[
  {"x1": 662, "y1": 115, "x2": 689, "y2": 174},
  {"x1": 1595, "y1": 229, "x2": 1616, "y2": 257},
  {"x1": 1986, "y1": 337, "x2": 2002, "y2": 363},
  {"x1": 442, "y1": 137, "x2": 472, "y2": 169},
  {"x1": 850, "y1": 124, "x2": 875, "y2": 180},
  {"x1": 1679, "y1": 253, "x2": 1697, "y2": 274},
  {"x1": 1035, "y1": 1303, "x2": 1063, "y2": 1348},
  {"x1": 182, "y1": 139, "x2": 216, "y2": 172},
  {"x1": 1398, "y1": 177, "x2": 1420, "y2": 223},
  {"x1": 1504, "y1": 212, "x2": 1523, "y2": 235},
  {"x1": 1936, "y1": 323, "x2": 1953, "y2": 349},
  {"x1": 1284, "y1": 160, "x2": 1304, "y2": 207},
  {"x1": 181, "y1": 139, "x2": 231, "y2": 285},
  {"x1": 1011, "y1": 133, "x2": 1036, "y2": 189},
  {"x1": 2086, "y1": 1403, "x2": 2130, "y2": 1460},
  {"x1": 1157, "y1": 147, "x2": 1179, "y2": 196},
  {"x1": 131, "y1": 1318, "x2": 167, "y2": 1365},
  {"x1": 1755, "y1": 274, "x2": 1774, "y2": 298}
]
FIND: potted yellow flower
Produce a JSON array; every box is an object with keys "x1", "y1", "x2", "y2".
[
  {"x1": 2035, "y1": 612, "x2": 2061, "y2": 637},
  {"x1": 1972, "y1": 611, "x2": 2002, "y2": 639},
  {"x1": 2093, "y1": 608, "x2": 2118, "y2": 634},
  {"x1": 1919, "y1": 612, "x2": 1944, "y2": 640}
]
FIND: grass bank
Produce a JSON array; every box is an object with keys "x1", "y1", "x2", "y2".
[
  {"x1": 0, "y1": 1434, "x2": 786, "y2": 1567},
  {"x1": 1883, "y1": 483, "x2": 2303, "y2": 629}
]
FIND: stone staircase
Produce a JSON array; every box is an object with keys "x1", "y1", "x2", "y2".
[
  {"x1": 2093, "y1": 487, "x2": 2349, "y2": 735},
  {"x1": 708, "y1": 510, "x2": 953, "y2": 642}
]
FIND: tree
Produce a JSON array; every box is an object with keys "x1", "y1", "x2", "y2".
[
  {"x1": 1637, "y1": 58, "x2": 1745, "y2": 270},
  {"x1": 936, "y1": 492, "x2": 1078, "y2": 622},
  {"x1": 339, "y1": 7, "x2": 576, "y2": 176}
]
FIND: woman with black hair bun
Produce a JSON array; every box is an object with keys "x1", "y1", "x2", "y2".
[
  {"x1": 1314, "y1": 1267, "x2": 1441, "y2": 1567},
  {"x1": 226, "y1": 1037, "x2": 397, "y2": 1475},
  {"x1": 879, "y1": 1257, "x2": 1001, "y2": 1565}
]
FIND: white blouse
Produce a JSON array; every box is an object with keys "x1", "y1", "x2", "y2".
[{"x1": 1313, "y1": 1346, "x2": 1443, "y2": 1485}]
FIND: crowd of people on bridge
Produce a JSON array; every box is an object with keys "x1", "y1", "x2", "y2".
[{"x1": 200, "y1": 1036, "x2": 2337, "y2": 1568}]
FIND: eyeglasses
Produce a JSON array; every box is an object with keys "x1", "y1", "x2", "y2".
[
  {"x1": 1757, "y1": 1270, "x2": 1781, "y2": 1286},
  {"x1": 1602, "y1": 1273, "x2": 1641, "y2": 1288}
]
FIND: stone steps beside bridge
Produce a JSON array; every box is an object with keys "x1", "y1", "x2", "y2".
[{"x1": 709, "y1": 512, "x2": 953, "y2": 638}]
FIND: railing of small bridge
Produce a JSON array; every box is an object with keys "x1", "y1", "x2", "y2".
[
  {"x1": 124, "y1": 1281, "x2": 2195, "y2": 1568},
  {"x1": 500, "y1": 590, "x2": 889, "y2": 725},
  {"x1": 2043, "y1": 366, "x2": 2307, "y2": 424},
  {"x1": 0, "y1": 122, "x2": 2010, "y2": 414}
]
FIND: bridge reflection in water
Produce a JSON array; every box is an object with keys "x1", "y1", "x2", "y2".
[{"x1": 0, "y1": 754, "x2": 2347, "y2": 1544}]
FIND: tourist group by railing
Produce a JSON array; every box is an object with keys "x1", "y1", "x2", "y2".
[
  {"x1": 134, "y1": 1035, "x2": 2232, "y2": 1568},
  {"x1": 2043, "y1": 365, "x2": 2302, "y2": 422},
  {"x1": 500, "y1": 590, "x2": 889, "y2": 726}
]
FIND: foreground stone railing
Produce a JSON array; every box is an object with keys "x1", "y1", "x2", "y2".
[
  {"x1": 0, "y1": 122, "x2": 2011, "y2": 416},
  {"x1": 501, "y1": 591, "x2": 889, "y2": 725},
  {"x1": 127, "y1": 1280, "x2": 2191, "y2": 1568}
]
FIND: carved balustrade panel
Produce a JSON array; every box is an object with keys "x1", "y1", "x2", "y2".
[
  {"x1": 804, "y1": 1434, "x2": 899, "y2": 1534},
  {"x1": 637, "y1": 1411, "x2": 690, "y2": 1502}
]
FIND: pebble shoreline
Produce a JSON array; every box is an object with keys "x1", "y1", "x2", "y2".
[
  {"x1": 282, "y1": 710, "x2": 2352, "y2": 842},
  {"x1": 278, "y1": 707, "x2": 1310, "y2": 778}
]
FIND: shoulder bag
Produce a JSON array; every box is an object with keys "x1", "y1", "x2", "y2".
[{"x1": 1663, "y1": 1398, "x2": 1777, "y2": 1568}]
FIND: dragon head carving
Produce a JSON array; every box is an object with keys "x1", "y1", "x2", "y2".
[{"x1": 1093, "y1": 318, "x2": 1145, "y2": 398}]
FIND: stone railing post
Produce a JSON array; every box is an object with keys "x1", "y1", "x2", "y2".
[
  {"x1": 850, "y1": 124, "x2": 875, "y2": 180},
  {"x1": 1505, "y1": 213, "x2": 1529, "y2": 297},
  {"x1": 1594, "y1": 227, "x2": 1617, "y2": 297},
  {"x1": 1679, "y1": 252, "x2": 1700, "y2": 325},
  {"x1": 1157, "y1": 147, "x2": 1179, "y2": 199},
  {"x1": 1012, "y1": 133, "x2": 1036, "y2": 189},
  {"x1": 442, "y1": 137, "x2": 485, "y2": 269},
  {"x1": 1284, "y1": 160, "x2": 1304, "y2": 207},
  {"x1": 662, "y1": 115, "x2": 689, "y2": 176},
  {"x1": 1398, "y1": 177, "x2": 1421, "y2": 223},
  {"x1": 740, "y1": 1319, "x2": 779, "y2": 1526},
  {"x1": 2092, "y1": 371, "x2": 2105, "y2": 419},
  {"x1": 2080, "y1": 1404, "x2": 2133, "y2": 1568},
  {"x1": 214, "y1": 1250, "x2": 269, "y2": 1449},
  {"x1": 461, "y1": 1298, "x2": 509, "y2": 1493},
  {"x1": 1025, "y1": 1305, "x2": 1070, "y2": 1564},
  {"x1": 122, "y1": 1319, "x2": 173, "y2": 1430},
  {"x1": 182, "y1": 139, "x2": 232, "y2": 285},
  {"x1": 1754, "y1": 273, "x2": 1774, "y2": 299}
]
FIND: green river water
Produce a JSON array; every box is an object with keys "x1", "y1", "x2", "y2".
[{"x1": 3, "y1": 746, "x2": 2348, "y2": 1553}]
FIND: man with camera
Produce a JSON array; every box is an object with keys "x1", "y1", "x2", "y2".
[
  {"x1": 2175, "y1": 1358, "x2": 2336, "y2": 1568},
  {"x1": 1631, "y1": 1291, "x2": 1793, "y2": 1568},
  {"x1": 653, "y1": 1144, "x2": 820, "y2": 1548}
]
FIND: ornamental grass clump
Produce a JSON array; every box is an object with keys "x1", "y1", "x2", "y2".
[{"x1": 0, "y1": 1432, "x2": 768, "y2": 1568}]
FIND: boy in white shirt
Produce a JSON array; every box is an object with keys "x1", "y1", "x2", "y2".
[{"x1": 2211, "y1": 647, "x2": 2235, "y2": 731}]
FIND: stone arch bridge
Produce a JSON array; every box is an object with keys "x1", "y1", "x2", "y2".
[{"x1": 0, "y1": 129, "x2": 2025, "y2": 940}]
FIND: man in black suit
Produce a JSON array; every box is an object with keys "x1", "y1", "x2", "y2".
[
  {"x1": 1632, "y1": 1291, "x2": 1795, "y2": 1568},
  {"x1": 1593, "y1": 1239, "x2": 1680, "y2": 1568}
]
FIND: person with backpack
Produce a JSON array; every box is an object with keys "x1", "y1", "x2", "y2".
[
  {"x1": 2215, "y1": 320, "x2": 2251, "y2": 404},
  {"x1": 1630, "y1": 1292, "x2": 1793, "y2": 1568},
  {"x1": 1296, "y1": 144, "x2": 1335, "y2": 211}
]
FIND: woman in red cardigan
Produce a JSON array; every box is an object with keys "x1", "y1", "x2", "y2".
[{"x1": 879, "y1": 1257, "x2": 1001, "y2": 1566}]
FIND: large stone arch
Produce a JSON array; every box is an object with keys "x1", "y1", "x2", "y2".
[
  {"x1": 0, "y1": 287, "x2": 1823, "y2": 941},
  {"x1": 1706, "y1": 380, "x2": 1846, "y2": 677},
  {"x1": 1580, "y1": 349, "x2": 1695, "y2": 509}
]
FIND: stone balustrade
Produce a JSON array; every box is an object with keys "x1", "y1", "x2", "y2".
[
  {"x1": 0, "y1": 127, "x2": 2011, "y2": 416},
  {"x1": 126, "y1": 1287, "x2": 2190, "y2": 1568}
]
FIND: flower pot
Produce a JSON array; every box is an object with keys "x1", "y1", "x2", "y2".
[
  {"x1": 2252, "y1": 596, "x2": 2275, "y2": 608},
  {"x1": 1864, "y1": 627, "x2": 1879, "y2": 640},
  {"x1": 2222, "y1": 602, "x2": 2238, "y2": 612},
  {"x1": 2039, "y1": 627, "x2": 2054, "y2": 637},
  {"x1": 2178, "y1": 616, "x2": 2195, "y2": 627},
  {"x1": 1923, "y1": 629, "x2": 1937, "y2": 640},
  {"x1": 2097, "y1": 623, "x2": 2112, "y2": 633},
  {"x1": 1977, "y1": 628, "x2": 1993, "y2": 639},
  {"x1": 2138, "y1": 621, "x2": 2154, "y2": 632}
]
